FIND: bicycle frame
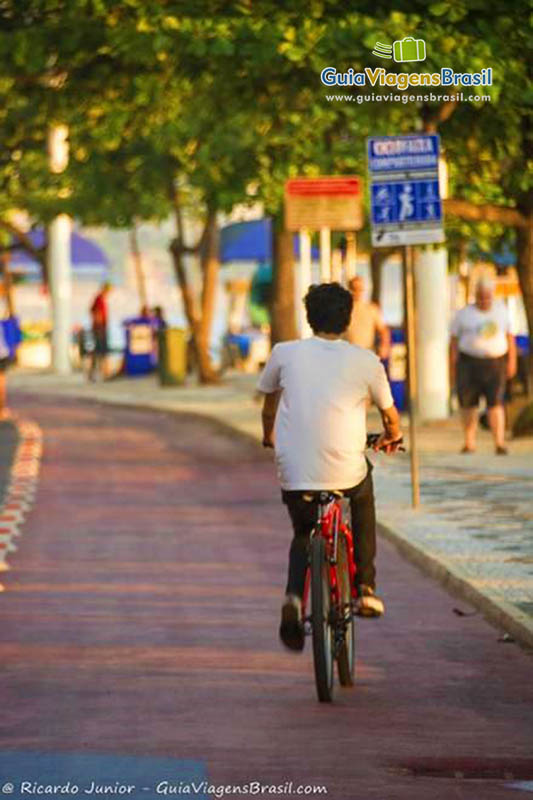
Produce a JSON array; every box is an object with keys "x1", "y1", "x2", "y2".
[
  {"x1": 294, "y1": 435, "x2": 402, "y2": 701},
  {"x1": 302, "y1": 494, "x2": 357, "y2": 639}
]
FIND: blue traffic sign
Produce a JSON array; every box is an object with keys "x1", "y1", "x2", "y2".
[
  {"x1": 367, "y1": 133, "x2": 444, "y2": 246},
  {"x1": 367, "y1": 134, "x2": 440, "y2": 173}
]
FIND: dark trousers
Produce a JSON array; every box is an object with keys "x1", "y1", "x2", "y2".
[{"x1": 281, "y1": 465, "x2": 376, "y2": 599}]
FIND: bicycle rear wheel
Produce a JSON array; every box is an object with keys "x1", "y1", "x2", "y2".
[
  {"x1": 337, "y1": 533, "x2": 355, "y2": 687},
  {"x1": 310, "y1": 535, "x2": 335, "y2": 703}
]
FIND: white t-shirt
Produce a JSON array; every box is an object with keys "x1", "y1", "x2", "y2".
[
  {"x1": 450, "y1": 302, "x2": 515, "y2": 358},
  {"x1": 257, "y1": 337, "x2": 394, "y2": 491}
]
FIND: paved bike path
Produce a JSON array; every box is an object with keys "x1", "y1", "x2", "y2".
[
  {"x1": 10, "y1": 370, "x2": 533, "y2": 649},
  {"x1": 0, "y1": 394, "x2": 532, "y2": 800}
]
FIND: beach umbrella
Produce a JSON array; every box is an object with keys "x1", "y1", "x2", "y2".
[
  {"x1": 9, "y1": 228, "x2": 110, "y2": 280},
  {"x1": 220, "y1": 218, "x2": 319, "y2": 263}
]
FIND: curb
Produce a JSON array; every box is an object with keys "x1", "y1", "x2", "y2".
[
  {"x1": 378, "y1": 521, "x2": 533, "y2": 651},
  {"x1": 0, "y1": 416, "x2": 43, "y2": 586}
]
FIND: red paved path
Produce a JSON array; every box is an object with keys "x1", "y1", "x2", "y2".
[{"x1": 1, "y1": 394, "x2": 532, "y2": 799}]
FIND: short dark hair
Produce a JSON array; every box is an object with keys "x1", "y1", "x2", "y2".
[{"x1": 304, "y1": 282, "x2": 353, "y2": 335}]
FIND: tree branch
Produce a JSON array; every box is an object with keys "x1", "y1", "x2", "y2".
[
  {"x1": 444, "y1": 198, "x2": 527, "y2": 228},
  {"x1": 168, "y1": 178, "x2": 206, "y2": 255},
  {"x1": 437, "y1": 98, "x2": 458, "y2": 125},
  {"x1": 422, "y1": 98, "x2": 458, "y2": 133},
  {"x1": 0, "y1": 219, "x2": 47, "y2": 266},
  {"x1": 169, "y1": 239, "x2": 201, "y2": 256}
]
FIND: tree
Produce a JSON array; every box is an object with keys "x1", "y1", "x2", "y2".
[
  {"x1": 0, "y1": 0, "x2": 530, "y2": 388},
  {"x1": 419, "y1": 0, "x2": 533, "y2": 391},
  {"x1": 0, "y1": 1, "x2": 261, "y2": 382}
]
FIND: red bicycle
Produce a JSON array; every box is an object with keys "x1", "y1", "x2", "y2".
[
  {"x1": 300, "y1": 488, "x2": 355, "y2": 702},
  {"x1": 301, "y1": 433, "x2": 403, "y2": 703}
]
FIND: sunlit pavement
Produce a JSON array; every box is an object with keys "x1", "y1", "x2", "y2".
[
  {"x1": 0, "y1": 392, "x2": 532, "y2": 800},
  {"x1": 10, "y1": 368, "x2": 533, "y2": 647}
]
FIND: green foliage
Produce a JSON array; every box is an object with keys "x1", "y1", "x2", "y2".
[{"x1": 0, "y1": 0, "x2": 529, "y2": 267}]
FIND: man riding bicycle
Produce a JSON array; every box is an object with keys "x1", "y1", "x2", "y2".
[{"x1": 257, "y1": 283, "x2": 402, "y2": 651}]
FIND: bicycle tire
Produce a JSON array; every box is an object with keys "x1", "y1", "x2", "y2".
[
  {"x1": 337, "y1": 533, "x2": 355, "y2": 687},
  {"x1": 310, "y1": 535, "x2": 334, "y2": 703}
]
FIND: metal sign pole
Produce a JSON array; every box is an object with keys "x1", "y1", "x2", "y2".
[
  {"x1": 298, "y1": 227, "x2": 312, "y2": 338},
  {"x1": 403, "y1": 245, "x2": 420, "y2": 508},
  {"x1": 319, "y1": 226, "x2": 331, "y2": 283}
]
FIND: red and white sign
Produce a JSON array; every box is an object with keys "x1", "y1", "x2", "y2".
[
  {"x1": 284, "y1": 175, "x2": 363, "y2": 232},
  {"x1": 286, "y1": 177, "x2": 361, "y2": 196}
]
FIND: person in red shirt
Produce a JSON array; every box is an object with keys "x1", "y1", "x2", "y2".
[{"x1": 89, "y1": 282, "x2": 111, "y2": 381}]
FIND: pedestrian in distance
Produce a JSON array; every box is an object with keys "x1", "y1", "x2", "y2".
[
  {"x1": 151, "y1": 305, "x2": 167, "y2": 366},
  {"x1": 344, "y1": 275, "x2": 391, "y2": 360},
  {"x1": 449, "y1": 277, "x2": 517, "y2": 455},
  {"x1": 89, "y1": 282, "x2": 112, "y2": 382},
  {"x1": 258, "y1": 282, "x2": 402, "y2": 652},
  {"x1": 152, "y1": 305, "x2": 167, "y2": 331}
]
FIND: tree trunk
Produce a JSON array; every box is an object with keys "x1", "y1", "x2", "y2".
[
  {"x1": 0, "y1": 252, "x2": 15, "y2": 316},
  {"x1": 169, "y1": 189, "x2": 219, "y2": 384},
  {"x1": 516, "y1": 205, "x2": 533, "y2": 396},
  {"x1": 129, "y1": 223, "x2": 148, "y2": 312},
  {"x1": 197, "y1": 208, "x2": 220, "y2": 384},
  {"x1": 370, "y1": 250, "x2": 384, "y2": 305},
  {"x1": 270, "y1": 215, "x2": 297, "y2": 344},
  {"x1": 514, "y1": 110, "x2": 533, "y2": 397}
]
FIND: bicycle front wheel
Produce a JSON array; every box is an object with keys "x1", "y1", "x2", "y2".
[
  {"x1": 337, "y1": 533, "x2": 355, "y2": 687},
  {"x1": 310, "y1": 535, "x2": 334, "y2": 703}
]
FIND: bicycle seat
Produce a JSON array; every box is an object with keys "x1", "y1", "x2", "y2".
[{"x1": 302, "y1": 490, "x2": 344, "y2": 504}]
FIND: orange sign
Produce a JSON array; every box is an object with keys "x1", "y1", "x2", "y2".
[{"x1": 284, "y1": 176, "x2": 363, "y2": 232}]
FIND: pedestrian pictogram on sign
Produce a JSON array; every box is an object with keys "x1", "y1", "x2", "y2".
[{"x1": 371, "y1": 180, "x2": 442, "y2": 226}]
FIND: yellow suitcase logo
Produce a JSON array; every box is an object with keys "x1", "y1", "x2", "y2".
[{"x1": 372, "y1": 37, "x2": 426, "y2": 63}]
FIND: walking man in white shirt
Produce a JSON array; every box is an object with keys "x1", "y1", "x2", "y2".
[
  {"x1": 257, "y1": 283, "x2": 402, "y2": 651},
  {"x1": 450, "y1": 278, "x2": 517, "y2": 454}
]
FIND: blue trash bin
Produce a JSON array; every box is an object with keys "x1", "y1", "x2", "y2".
[
  {"x1": 123, "y1": 316, "x2": 156, "y2": 376},
  {"x1": 515, "y1": 334, "x2": 530, "y2": 396},
  {"x1": 226, "y1": 333, "x2": 251, "y2": 358},
  {"x1": 386, "y1": 327, "x2": 407, "y2": 412},
  {"x1": 2, "y1": 316, "x2": 22, "y2": 360},
  {"x1": 516, "y1": 334, "x2": 530, "y2": 355}
]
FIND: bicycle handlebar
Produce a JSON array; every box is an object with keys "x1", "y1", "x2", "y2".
[
  {"x1": 264, "y1": 432, "x2": 404, "y2": 451},
  {"x1": 366, "y1": 432, "x2": 405, "y2": 452}
]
